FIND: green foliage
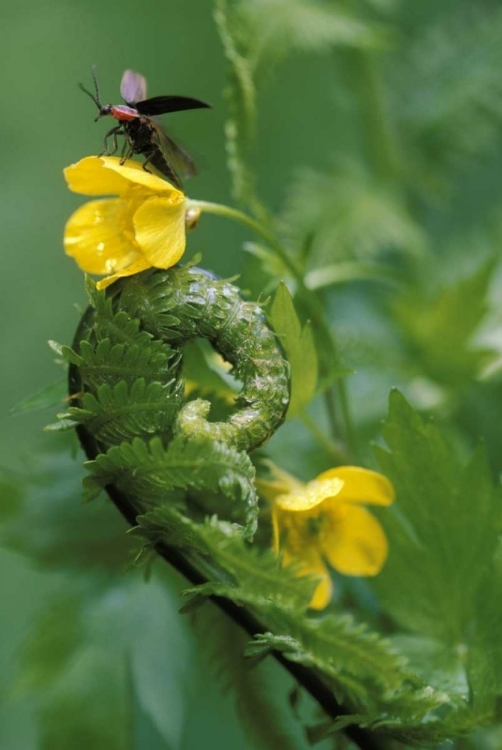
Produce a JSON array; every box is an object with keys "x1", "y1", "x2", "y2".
[
  {"x1": 269, "y1": 283, "x2": 317, "y2": 417},
  {"x1": 374, "y1": 390, "x2": 502, "y2": 638},
  {"x1": 63, "y1": 379, "x2": 183, "y2": 446},
  {"x1": 85, "y1": 434, "x2": 258, "y2": 536},
  {"x1": 214, "y1": 0, "x2": 264, "y2": 217},
  {"x1": 373, "y1": 391, "x2": 502, "y2": 721},
  {"x1": 239, "y1": 0, "x2": 389, "y2": 72},
  {"x1": 189, "y1": 612, "x2": 307, "y2": 750},
  {"x1": 135, "y1": 505, "x2": 488, "y2": 744},
  {"x1": 0, "y1": 443, "x2": 203, "y2": 750},
  {"x1": 10, "y1": 378, "x2": 68, "y2": 415},
  {"x1": 135, "y1": 505, "x2": 465, "y2": 741},
  {"x1": 59, "y1": 267, "x2": 289, "y2": 543},
  {"x1": 135, "y1": 506, "x2": 314, "y2": 610},
  {"x1": 182, "y1": 340, "x2": 237, "y2": 403},
  {"x1": 11, "y1": 0, "x2": 502, "y2": 747},
  {"x1": 0, "y1": 447, "x2": 134, "y2": 574},
  {"x1": 279, "y1": 164, "x2": 426, "y2": 266},
  {"x1": 394, "y1": 6, "x2": 502, "y2": 179},
  {"x1": 75, "y1": 336, "x2": 178, "y2": 390},
  {"x1": 19, "y1": 580, "x2": 195, "y2": 750},
  {"x1": 393, "y1": 261, "x2": 497, "y2": 387}
]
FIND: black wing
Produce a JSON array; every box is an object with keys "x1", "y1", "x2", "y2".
[
  {"x1": 135, "y1": 95, "x2": 211, "y2": 116},
  {"x1": 150, "y1": 120, "x2": 198, "y2": 182},
  {"x1": 121, "y1": 69, "x2": 147, "y2": 105},
  {"x1": 148, "y1": 150, "x2": 183, "y2": 190}
]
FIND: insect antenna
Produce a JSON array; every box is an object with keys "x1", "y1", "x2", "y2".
[{"x1": 78, "y1": 66, "x2": 102, "y2": 109}]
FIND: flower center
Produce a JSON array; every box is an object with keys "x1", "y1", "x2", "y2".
[{"x1": 306, "y1": 514, "x2": 326, "y2": 538}]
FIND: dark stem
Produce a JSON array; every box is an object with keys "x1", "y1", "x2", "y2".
[{"x1": 73, "y1": 418, "x2": 383, "y2": 750}]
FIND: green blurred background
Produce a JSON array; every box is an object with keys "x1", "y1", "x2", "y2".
[
  {"x1": 3, "y1": 0, "x2": 502, "y2": 747},
  {"x1": 1, "y1": 2, "x2": 256, "y2": 747}
]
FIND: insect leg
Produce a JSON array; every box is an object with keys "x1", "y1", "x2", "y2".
[
  {"x1": 119, "y1": 145, "x2": 134, "y2": 166},
  {"x1": 100, "y1": 126, "x2": 123, "y2": 156},
  {"x1": 141, "y1": 148, "x2": 156, "y2": 174}
]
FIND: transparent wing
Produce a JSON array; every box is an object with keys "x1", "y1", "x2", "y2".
[
  {"x1": 151, "y1": 121, "x2": 198, "y2": 180},
  {"x1": 120, "y1": 70, "x2": 147, "y2": 105}
]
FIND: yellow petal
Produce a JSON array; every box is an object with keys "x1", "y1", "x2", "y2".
[
  {"x1": 275, "y1": 477, "x2": 344, "y2": 512},
  {"x1": 310, "y1": 569, "x2": 333, "y2": 610},
  {"x1": 133, "y1": 195, "x2": 186, "y2": 268},
  {"x1": 256, "y1": 463, "x2": 306, "y2": 503},
  {"x1": 271, "y1": 504, "x2": 281, "y2": 554},
  {"x1": 95, "y1": 257, "x2": 152, "y2": 290},
  {"x1": 282, "y1": 548, "x2": 333, "y2": 610},
  {"x1": 64, "y1": 156, "x2": 134, "y2": 196},
  {"x1": 64, "y1": 198, "x2": 140, "y2": 274},
  {"x1": 323, "y1": 504, "x2": 388, "y2": 576},
  {"x1": 64, "y1": 156, "x2": 182, "y2": 197},
  {"x1": 317, "y1": 466, "x2": 395, "y2": 507},
  {"x1": 101, "y1": 156, "x2": 182, "y2": 194},
  {"x1": 255, "y1": 478, "x2": 288, "y2": 504}
]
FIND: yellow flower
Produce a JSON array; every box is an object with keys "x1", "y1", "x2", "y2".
[
  {"x1": 259, "y1": 465, "x2": 395, "y2": 610},
  {"x1": 63, "y1": 156, "x2": 187, "y2": 290}
]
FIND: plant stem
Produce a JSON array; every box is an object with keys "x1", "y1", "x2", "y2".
[
  {"x1": 73, "y1": 416, "x2": 383, "y2": 750},
  {"x1": 190, "y1": 199, "x2": 354, "y2": 455},
  {"x1": 352, "y1": 50, "x2": 400, "y2": 183},
  {"x1": 300, "y1": 410, "x2": 348, "y2": 464},
  {"x1": 337, "y1": 379, "x2": 356, "y2": 458}
]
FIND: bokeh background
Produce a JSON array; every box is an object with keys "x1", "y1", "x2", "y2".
[{"x1": 3, "y1": 0, "x2": 502, "y2": 747}]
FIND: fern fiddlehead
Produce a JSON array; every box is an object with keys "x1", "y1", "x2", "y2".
[{"x1": 64, "y1": 263, "x2": 289, "y2": 536}]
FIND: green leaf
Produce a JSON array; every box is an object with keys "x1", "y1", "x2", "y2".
[
  {"x1": 75, "y1": 336, "x2": 177, "y2": 392},
  {"x1": 244, "y1": 621, "x2": 409, "y2": 701},
  {"x1": 15, "y1": 595, "x2": 85, "y2": 692},
  {"x1": 129, "y1": 578, "x2": 195, "y2": 749},
  {"x1": 388, "y1": 635, "x2": 469, "y2": 700},
  {"x1": 45, "y1": 417, "x2": 80, "y2": 432},
  {"x1": 188, "y1": 610, "x2": 306, "y2": 750},
  {"x1": 374, "y1": 390, "x2": 502, "y2": 644},
  {"x1": 1, "y1": 441, "x2": 134, "y2": 573},
  {"x1": 85, "y1": 434, "x2": 258, "y2": 537},
  {"x1": 468, "y1": 543, "x2": 502, "y2": 706},
  {"x1": 136, "y1": 509, "x2": 315, "y2": 612},
  {"x1": 39, "y1": 644, "x2": 131, "y2": 750},
  {"x1": 280, "y1": 164, "x2": 427, "y2": 266},
  {"x1": 11, "y1": 379, "x2": 68, "y2": 415},
  {"x1": 17, "y1": 576, "x2": 192, "y2": 750},
  {"x1": 241, "y1": 0, "x2": 390, "y2": 73},
  {"x1": 304, "y1": 261, "x2": 402, "y2": 291},
  {"x1": 48, "y1": 340, "x2": 82, "y2": 365},
  {"x1": 393, "y1": 260, "x2": 497, "y2": 386},
  {"x1": 65, "y1": 378, "x2": 183, "y2": 446},
  {"x1": 269, "y1": 283, "x2": 317, "y2": 417},
  {"x1": 0, "y1": 469, "x2": 24, "y2": 522},
  {"x1": 182, "y1": 340, "x2": 237, "y2": 402},
  {"x1": 394, "y1": 7, "x2": 502, "y2": 177},
  {"x1": 136, "y1": 508, "x2": 445, "y2": 718}
]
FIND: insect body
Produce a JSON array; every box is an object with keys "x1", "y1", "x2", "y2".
[{"x1": 79, "y1": 69, "x2": 210, "y2": 189}]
